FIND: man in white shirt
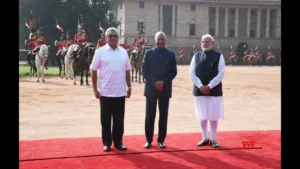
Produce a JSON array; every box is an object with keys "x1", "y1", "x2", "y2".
[
  {"x1": 90, "y1": 27, "x2": 132, "y2": 152},
  {"x1": 189, "y1": 34, "x2": 225, "y2": 148}
]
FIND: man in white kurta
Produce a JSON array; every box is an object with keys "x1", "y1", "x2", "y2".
[{"x1": 189, "y1": 34, "x2": 225, "y2": 148}]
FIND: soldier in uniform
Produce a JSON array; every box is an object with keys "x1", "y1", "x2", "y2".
[
  {"x1": 230, "y1": 51, "x2": 236, "y2": 59},
  {"x1": 243, "y1": 50, "x2": 249, "y2": 59},
  {"x1": 55, "y1": 33, "x2": 65, "y2": 76},
  {"x1": 33, "y1": 27, "x2": 47, "y2": 53},
  {"x1": 26, "y1": 32, "x2": 37, "y2": 64},
  {"x1": 73, "y1": 24, "x2": 88, "y2": 45},
  {"x1": 178, "y1": 47, "x2": 184, "y2": 65},
  {"x1": 96, "y1": 33, "x2": 106, "y2": 49},
  {"x1": 120, "y1": 37, "x2": 130, "y2": 50},
  {"x1": 132, "y1": 30, "x2": 145, "y2": 60},
  {"x1": 63, "y1": 31, "x2": 73, "y2": 52}
]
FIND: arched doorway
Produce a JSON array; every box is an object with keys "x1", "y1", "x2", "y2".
[{"x1": 236, "y1": 42, "x2": 249, "y2": 63}]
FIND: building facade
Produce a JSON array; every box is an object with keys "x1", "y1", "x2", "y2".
[{"x1": 112, "y1": 0, "x2": 281, "y2": 63}]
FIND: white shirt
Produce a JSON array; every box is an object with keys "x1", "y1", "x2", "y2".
[
  {"x1": 189, "y1": 53, "x2": 225, "y2": 89},
  {"x1": 90, "y1": 44, "x2": 132, "y2": 97}
]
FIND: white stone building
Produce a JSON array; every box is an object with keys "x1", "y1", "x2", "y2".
[{"x1": 112, "y1": 0, "x2": 281, "y2": 63}]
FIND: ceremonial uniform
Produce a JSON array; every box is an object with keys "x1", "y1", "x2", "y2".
[
  {"x1": 56, "y1": 41, "x2": 64, "y2": 56},
  {"x1": 120, "y1": 43, "x2": 130, "y2": 50},
  {"x1": 243, "y1": 51, "x2": 249, "y2": 58},
  {"x1": 229, "y1": 51, "x2": 235, "y2": 59},
  {"x1": 34, "y1": 35, "x2": 46, "y2": 51},
  {"x1": 255, "y1": 52, "x2": 261, "y2": 59},
  {"x1": 73, "y1": 33, "x2": 88, "y2": 45},
  {"x1": 97, "y1": 39, "x2": 106, "y2": 49},
  {"x1": 267, "y1": 52, "x2": 273, "y2": 59},
  {"x1": 132, "y1": 37, "x2": 145, "y2": 48},
  {"x1": 63, "y1": 39, "x2": 72, "y2": 49}
]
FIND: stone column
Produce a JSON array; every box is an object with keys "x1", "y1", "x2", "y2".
[
  {"x1": 215, "y1": 7, "x2": 219, "y2": 37},
  {"x1": 256, "y1": 9, "x2": 261, "y2": 38},
  {"x1": 246, "y1": 8, "x2": 251, "y2": 37},
  {"x1": 266, "y1": 8, "x2": 270, "y2": 38},
  {"x1": 234, "y1": 8, "x2": 239, "y2": 37},
  {"x1": 276, "y1": 9, "x2": 281, "y2": 38},
  {"x1": 160, "y1": 4, "x2": 163, "y2": 31},
  {"x1": 224, "y1": 8, "x2": 228, "y2": 37}
]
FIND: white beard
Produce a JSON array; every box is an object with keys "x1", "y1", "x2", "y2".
[{"x1": 201, "y1": 46, "x2": 213, "y2": 52}]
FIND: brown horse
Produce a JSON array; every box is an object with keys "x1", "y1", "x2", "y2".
[
  {"x1": 228, "y1": 52, "x2": 238, "y2": 66},
  {"x1": 266, "y1": 54, "x2": 276, "y2": 66},
  {"x1": 248, "y1": 54, "x2": 256, "y2": 66},
  {"x1": 129, "y1": 46, "x2": 147, "y2": 83}
]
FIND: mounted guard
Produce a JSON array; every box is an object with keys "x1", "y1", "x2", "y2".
[
  {"x1": 73, "y1": 23, "x2": 88, "y2": 46},
  {"x1": 96, "y1": 33, "x2": 106, "y2": 49},
  {"x1": 33, "y1": 27, "x2": 47, "y2": 53},
  {"x1": 63, "y1": 31, "x2": 73, "y2": 54},
  {"x1": 120, "y1": 37, "x2": 130, "y2": 50},
  {"x1": 55, "y1": 33, "x2": 65, "y2": 77},
  {"x1": 132, "y1": 30, "x2": 145, "y2": 60}
]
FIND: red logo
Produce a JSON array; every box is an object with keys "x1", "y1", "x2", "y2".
[{"x1": 242, "y1": 140, "x2": 255, "y2": 148}]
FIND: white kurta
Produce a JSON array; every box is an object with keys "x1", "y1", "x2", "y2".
[{"x1": 189, "y1": 53, "x2": 226, "y2": 121}]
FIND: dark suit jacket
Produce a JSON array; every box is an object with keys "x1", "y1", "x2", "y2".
[{"x1": 142, "y1": 47, "x2": 177, "y2": 98}]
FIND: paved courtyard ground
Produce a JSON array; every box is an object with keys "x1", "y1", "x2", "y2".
[{"x1": 19, "y1": 66, "x2": 281, "y2": 140}]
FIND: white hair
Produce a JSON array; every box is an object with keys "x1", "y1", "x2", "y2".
[
  {"x1": 105, "y1": 27, "x2": 119, "y2": 37},
  {"x1": 154, "y1": 31, "x2": 167, "y2": 40},
  {"x1": 201, "y1": 34, "x2": 214, "y2": 42}
]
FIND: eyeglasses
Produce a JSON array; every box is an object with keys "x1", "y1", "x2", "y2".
[{"x1": 108, "y1": 35, "x2": 118, "y2": 38}]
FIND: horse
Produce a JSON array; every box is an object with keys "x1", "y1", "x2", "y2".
[
  {"x1": 242, "y1": 55, "x2": 249, "y2": 66},
  {"x1": 266, "y1": 54, "x2": 276, "y2": 66},
  {"x1": 254, "y1": 53, "x2": 262, "y2": 66},
  {"x1": 35, "y1": 44, "x2": 50, "y2": 82},
  {"x1": 64, "y1": 44, "x2": 80, "y2": 81},
  {"x1": 72, "y1": 42, "x2": 96, "y2": 85},
  {"x1": 130, "y1": 46, "x2": 147, "y2": 83},
  {"x1": 178, "y1": 55, "x2": 185, "y2": 65},
  {"x1": 228, "y1": 52, "x2": 238, "y2": 66},
  {"x1": 248, "y1": 53, "x2": 256, "y2": 66},
  {"x1": 27, "y1": 52, "x2": 37, "y2": 77}
]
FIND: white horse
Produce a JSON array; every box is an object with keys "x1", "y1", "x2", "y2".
[
  {"x1": 35, "y1": 44, "x2": 50, "y2": 82},
  {"x1": 64, "y1": 44, "x2": 80, "y2": 80}
]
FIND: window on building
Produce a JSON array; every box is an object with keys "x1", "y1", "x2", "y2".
[
  {"x1": 191, "y1": 4, "x2": 196, "y2": 11},
  {"x1": 209, "y1": 29, "x2": 215, "y2": 36},
  {"x1": 230, "y1": 8, "x2": 235, "y2": 15},
  {"x1": 139, "y1": 1, "x2": 144, "y2": 8},
  {"x1": 137, "y1": 22, "x2": 144, "y2": 31},
  {"x1": 229, "y1": 29, "x2": 234, "y2": 37},
  {"x1": 250, "y1": 30, "x2": 255, "y2": 38},
  {"x1": 189, "y1": 24, "x2": 195, "y2": 36},
  {"x1": 251, "y1": 9, "x2": 256, "y2": 16}
]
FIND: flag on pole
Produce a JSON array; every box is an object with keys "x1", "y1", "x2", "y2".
[
  {"x1": 56, "y1": 19, "x2": 64, "y2": 32},
  {"x1": 230, "y1": 45, "x2": 232, "y2": 50},
  {"x1": 99, "y1": 21, "x2": 105, "y2": 32},
  {"x1": 78, "y1": 19, "x2": 81, "y2": 29},
  {"x1": 243, "y1": 44, "x2": 247, "y2": 48},
  {"x1": 268, "y1": 46, "x2": 271, "y2": 51},
  {"x1": 255, "y1": 46, "x2": 258, "y2": 51},
  {"x1": 25, "y1": 18, "x2": 30, "y2": 29}
]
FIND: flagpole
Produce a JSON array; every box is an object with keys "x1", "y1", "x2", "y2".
[
  {"x1": 24, "y1": 17, "x2": 28, "y2": 52},
  {"x1": 77, "y1": 18, "x2": 79, "y2": 45}
]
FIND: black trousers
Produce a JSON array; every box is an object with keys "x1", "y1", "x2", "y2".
[
  {"x1": 100, "y1": 96, "x2": 125, "y2": 146},
  {"x1": 145, "y1": 96, "x2": 170, "y2": 143},
  {"x1": 56, "y1": 55, "x2": 62, "y2": 74}
]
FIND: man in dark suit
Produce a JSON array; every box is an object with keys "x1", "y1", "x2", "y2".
[{"x1": 141, "y1": 31, "x2": 177, "y2": 149}]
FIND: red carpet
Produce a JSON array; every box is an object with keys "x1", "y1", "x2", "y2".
[{"x1": 20, "y1": 130, "x2": 280, "y2": 169}]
